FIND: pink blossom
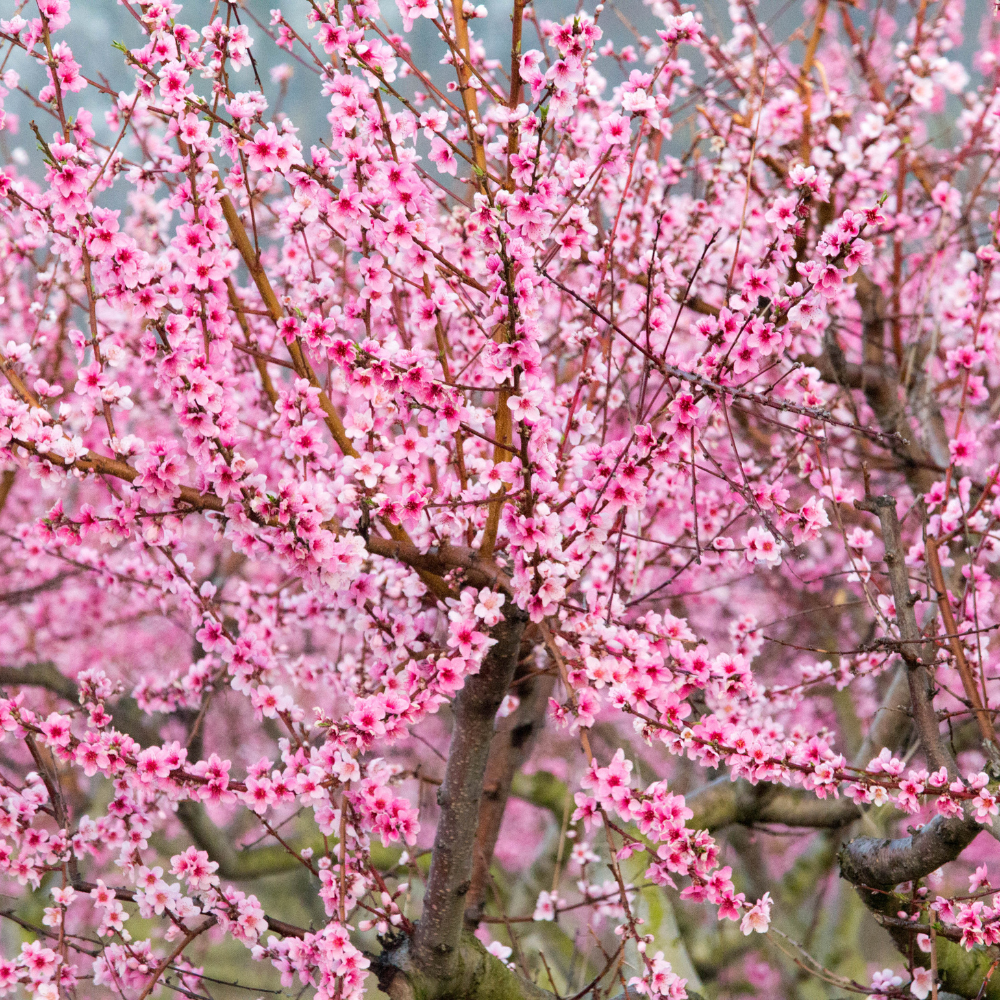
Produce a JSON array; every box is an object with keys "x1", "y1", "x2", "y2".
[{"x1": 740, "y1": 892, "x2": 772, "y2": 935}]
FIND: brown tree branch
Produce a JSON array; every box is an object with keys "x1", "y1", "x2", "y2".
[
  {"x1": 837, "y1": 496, "x2": 983, "y2": 913},
  {"x1": 175, "y1": 800, "x2": 320, "y2": 881},
  {"x1": 0, "y1": 468, "x2": 15, "y2": 515},
  {"x1": 925, "y1": 536, "x2": 1000, "y2": 759},
  {"x1": 0, "y1": 573, "x2": 78, "y2": 606},
  {"x1": 838, "y1": 813, "x2": 982, "y2": 891},
  {"x1": 816, "y1": 273, "x2": 949, "y2": 495},
  {"x1": 5, "y1": 430, "x2": 510, "y2": 604},
  {"x1": 377, "y1": 932, "x2": 554, "y2": 1000},
  {"x1": 855, "y1": 494, "x2": 954, "y2": 775},
  {"x1": 411, "y1": 606, "x2": 529, "y2": 975},
  {"x1": 0, "y1": 660, "x2": 80, "y2": 701},
  {"x1": 464, "y1": 645, "x2": 556, "y2": 927},
  {"x1": 377, "y1": 932, "x2": 703, "y2": 1000},
  {"x1": 833, "y1": 498, "x2": 1000, "y2": 997},
  {"x1": 364, "y1": 535, "x2": 513, "y2": 594}
]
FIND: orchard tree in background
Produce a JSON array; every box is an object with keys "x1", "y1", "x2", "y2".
[{"x1": 5, "y1": 0, "x2": 1000, "y2": 996}]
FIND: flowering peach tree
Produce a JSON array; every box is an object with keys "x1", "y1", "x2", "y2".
[{"x1": 2, "y1": 0, "x2": 1000, "y2": 996}]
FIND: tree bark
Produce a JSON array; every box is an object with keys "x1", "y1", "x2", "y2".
[
  {"x1": 839, "y1": 813, "x2": 982, "y2": 891},
  {"x1": 410, "y1": 606, "x2": 529, "y2": 975},
  {"x1": 464, "y1": 639, "x2": 555, "y2": 928},
  {"x1": 855, "y1": 494, "x2": 955, "y2": 774}
]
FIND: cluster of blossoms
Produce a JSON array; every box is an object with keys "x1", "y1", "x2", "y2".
[{"x1": 2, "y1": 0, "x2": 1000, "y2": 997}]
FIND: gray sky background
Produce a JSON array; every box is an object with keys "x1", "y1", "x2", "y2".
[{"x1": 1, "y1": 0, "x2": 991, "y2": 187}]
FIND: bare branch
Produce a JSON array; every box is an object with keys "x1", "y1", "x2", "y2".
[
  {"x1": 855, "y1": 494, "x2": 954, "y2": 774},
  {"x1": 817, "y1": 274, "x2": 948, "y2": 495},
  {"x1": 925, "y1": 536, "x2": 1000, "y2": 761},
  {"x1": 0, "y1": 572, "x2": 77, "y2": 605},
  {"x1": 0, "y1": 660, "x2": 79, "y2": 701},
  {"x1": 0, "y1": 469, "x2": 15, "y2": 514},
  {"x1": 175, "y1": 800, "x2": 321, "y2": 881}
]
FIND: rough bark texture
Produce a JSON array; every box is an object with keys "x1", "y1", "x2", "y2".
[
  {"x1": 378, "y1": 933, "x2": 555, "y2": 1000},
  {"x1": 464, "y1": 638, "x2": 556, "y2": 927},
  {"x1": 838, "y1": 813, "x2": 982, "y2": 890},
  {"x1": 410, "y1": 606, "x2": 529, "y2": 974},
  {"x1": 377, "y1": 934, "x2": 705, "y2": 1000}
]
